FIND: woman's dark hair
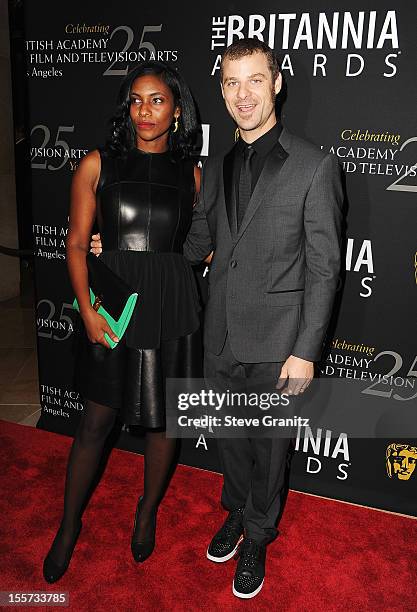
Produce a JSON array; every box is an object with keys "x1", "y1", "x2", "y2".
[{"x1": 105, "y1": 61, "x2": 200, "y2": 158}]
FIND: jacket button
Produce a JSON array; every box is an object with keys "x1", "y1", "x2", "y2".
[{"x1": 230, "y1": 259, "x2": 237, "y2": 268}]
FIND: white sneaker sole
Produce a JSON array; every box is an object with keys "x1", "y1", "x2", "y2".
[
  {"x1": 233, "y1": 579, "x2": 264, "y2": 599},
  {"x1": 206, "y1": 535, "x2": 243, "y2": 563}
]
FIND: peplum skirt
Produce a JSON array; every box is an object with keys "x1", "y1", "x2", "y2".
[{"x1": 73, "y1": 251, "x2": 202, "y2": 428}]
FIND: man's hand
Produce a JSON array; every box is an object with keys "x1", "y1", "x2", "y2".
[
  {"x1": 90, "y1": 233, "x2": 102, "y2": 255},
  {"x1": 276, "y1": 355, "x2": 314, "y2": 395}
]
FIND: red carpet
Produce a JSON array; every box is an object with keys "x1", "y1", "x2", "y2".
[{"x1": 1, "y1": 419, "x2": 416, "y2": 611}]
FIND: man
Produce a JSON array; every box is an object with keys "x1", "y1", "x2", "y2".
[
  {"x1": 92, "y1": 38, "x2": 343, "y2": 599},
  {"x1": 183, "y1": 38, "x2": 342, "y2": 599}
]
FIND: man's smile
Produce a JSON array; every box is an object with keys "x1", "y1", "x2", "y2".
[{"x1": 235, "y1": 103, "x2": 257, "y2": 114}]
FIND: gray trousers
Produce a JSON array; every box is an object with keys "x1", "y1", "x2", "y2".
[{"x1": 204, "y1": 333, "x2": 294, "y2": 544}]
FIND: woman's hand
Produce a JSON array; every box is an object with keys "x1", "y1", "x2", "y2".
[
  {"x1": 81, "y1": 307, "x2": 119, "y2": 348},
  {"x1": 90, "y1": 233, "x2": 102, "y2": 255}
]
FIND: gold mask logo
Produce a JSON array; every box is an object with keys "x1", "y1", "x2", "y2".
[
  {"x1": 386, "y1": 443, "x2": 417, "y2": 481},
  {"x1": 414, "y1": 252, "x2": 417, "y2": 284}
]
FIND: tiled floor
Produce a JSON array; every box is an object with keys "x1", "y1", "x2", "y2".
[{"x1": 0, "y1": 265, "x2": 40, "y2": 427}]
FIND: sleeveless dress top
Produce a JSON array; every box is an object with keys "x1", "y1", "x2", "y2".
[{"x1": 95, "y1": 147, "x2": 201, "y2": 349}]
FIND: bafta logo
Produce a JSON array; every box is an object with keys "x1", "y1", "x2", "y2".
[
  {"x1": 386, "y1": 443, "x2": 417, "y2": 481},
  {"x1": 414, "y1": 252, "x2": 417, "y2": 284}
]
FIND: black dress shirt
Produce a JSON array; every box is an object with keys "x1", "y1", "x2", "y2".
[{"x1": 234, "y1": 122, "x2": 283, "y2": 198}]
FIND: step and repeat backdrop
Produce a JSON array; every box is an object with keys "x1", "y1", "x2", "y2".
[{"x1": 24, "y1": 1, "x2": 416, "y2": 515}]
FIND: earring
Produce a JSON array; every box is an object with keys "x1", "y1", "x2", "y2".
[
  {"x1": 173, "y1": 117, "x2": 179, "y2": 133},
  {"x1": 234, "y1": 127, "x2": 240, "y2": 142}
]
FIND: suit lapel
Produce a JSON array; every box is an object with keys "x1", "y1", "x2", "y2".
[
  {"x1": 235, "y1": 137, "x2": 289, "y2": 242},
  {"x1": 223, "y1": 144, "x2": 238, "y2": 238}
]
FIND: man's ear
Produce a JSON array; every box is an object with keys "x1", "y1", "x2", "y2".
[
  {"x1": 220, "y1": 82, "x2": 225, "y2": 99},
  {"x1": 274, "y1": 72, "x2": 282, "y2": 95}
]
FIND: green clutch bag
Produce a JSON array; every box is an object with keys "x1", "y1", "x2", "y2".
[{"x1": 72, "y1": 253, "x2": 138, "y2": 349}]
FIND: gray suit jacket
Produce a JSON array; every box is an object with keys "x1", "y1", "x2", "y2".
[{"x1": 184, "y1": 127, "x2": 343, "y2": 363}]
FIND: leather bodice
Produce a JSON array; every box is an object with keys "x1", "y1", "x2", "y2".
[{"x1": 96, "y1": 148, "x2": 195, "y2": 253}]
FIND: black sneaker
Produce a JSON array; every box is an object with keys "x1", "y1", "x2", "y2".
[
  {"x1": 206, "y1": 506, "x2": 245, "y2": 562},
  {"x1": 232, "y1": 538, "x2": 266, "y2": 599}
]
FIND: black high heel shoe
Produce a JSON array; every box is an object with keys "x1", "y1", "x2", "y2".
[
  {"x1": 43, "y1": 519, "x2": 82, "y2": 583},
  {"x1": 131, "y1": 496, "x2": 157, "y2": 563}
]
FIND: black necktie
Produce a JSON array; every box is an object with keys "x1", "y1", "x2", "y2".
[{"x1": 238, "y1": 145, "x2": 255, "y2": 229}]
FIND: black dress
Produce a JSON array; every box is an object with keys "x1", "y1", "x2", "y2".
[{"x1": 74, "y1": 147, "x2": 202, "y2": 428}]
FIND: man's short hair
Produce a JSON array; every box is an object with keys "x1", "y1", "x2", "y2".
[{"x1": 220, "y1": 38, "x2": 280, "y2": 83}]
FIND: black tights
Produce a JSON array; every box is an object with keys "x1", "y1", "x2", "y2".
[{"x1": 47, "y1": 400, "x2": 177, "y2": 566}]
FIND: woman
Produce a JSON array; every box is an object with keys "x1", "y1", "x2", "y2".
[{"x1": 43, "y1": 61, "x2": 202, "y2": 583}]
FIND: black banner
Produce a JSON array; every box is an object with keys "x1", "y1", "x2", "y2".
[{"x1": 25, "y1": 1, "x2": 417, "y2": 516}]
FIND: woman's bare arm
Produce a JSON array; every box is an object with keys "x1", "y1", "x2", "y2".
[
  {"x1": 66, "y1": 150, "x2": 118, "y2": 347},
  {"x1": 66, "y1": 150, "x2": 99, "y2": 314},
  {"x1": 193, "y1": 164, "x2": 201, "y2": 205}
]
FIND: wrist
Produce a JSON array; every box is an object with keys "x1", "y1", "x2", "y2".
[
  {"x1": 290, "y1": 353, "x2": 315, "y2": 364},
  {"x1": 79, "y1": 305, "x2": 95, "y2": 319}
]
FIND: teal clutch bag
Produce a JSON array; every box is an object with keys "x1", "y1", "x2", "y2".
[{"x1": 72, "y1": 253, "x2": 138, "y2": 349}]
